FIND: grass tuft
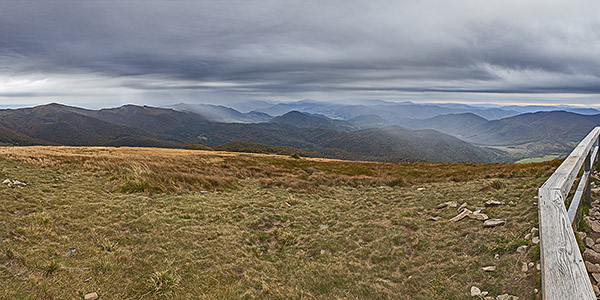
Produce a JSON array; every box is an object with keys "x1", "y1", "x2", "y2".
[{"x1": 146, "y1": 270, "x2": 180, "y2": 295}]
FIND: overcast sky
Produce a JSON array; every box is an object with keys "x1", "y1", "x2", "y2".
[{"x1": 1, "y1": 0, "x2": 600, "y2": 108}]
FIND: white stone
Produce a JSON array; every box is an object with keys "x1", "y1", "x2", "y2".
[
  {"x1": 470, "y1": 286, "x2": 482, "y2": 297},
  {"x1": 483, "y1": 219, "x2": 506, "y2": 228},
  {"x1": 481, "y1": 266, "x2": 496, "y2": 272},
  {"x1": 84, "y1": 293, "x2": 99, "y2": 300}
]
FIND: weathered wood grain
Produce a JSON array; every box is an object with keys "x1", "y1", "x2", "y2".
[{"x1": 539, "y1": 127, "x2": 600, "y2": 300}]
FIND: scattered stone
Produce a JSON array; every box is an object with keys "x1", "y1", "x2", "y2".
[
  {"x1": 536, "y1": 262, "x2": 540, "y2": 271},
  {"x1": 494, "y1": 254, "x2": 500, "y2": 260},
  {"x1": 592, "y1": 273, "x2": 600, "y2": 284},
  {"x1": 2, "y1": 179, "x2": 10, "y2": 184},
  {"x1": 84, "y1": 277, "x2": 92, "y2": 283},
  {"x1": 586, "y1": 237, "x2": 596, "y2": 248},
  {"x1": 496, "y1": 293, "x2": 519, "y2": 300},
  {"x1": 508, "y1": 201, "x2": 516, "y2": 205},
  {"x1": 483, "y1": 219, "x2": 506, "y2": 228},
  {"x1": 468, "y1": 212, "x2": 489, "y2": 221},
  {"x1": 449, "y1": 209, "x2": 472, "y2": 222},
  {"x1": 484, "y1": 200, "x2": 505, "y2": 207},
  {"x1": 594, "y1": 285, "x2": 600, "y2": 296},
  {"x1": 528, "y1": 262, "x2": 534, "y2": 268},
  {"x1": 592, "y1": 222, "x2": 600, "y2": 234},
  {"x1": 531, "y1": 237, "x2": 539, "y2": 245},
  {"x1": 437, "y1": 201, "x2": 459, "y2": 209},
  {"x1": 578, "y1": 231, "x2": 588, "y2": 240},
  {"x1": 534, "y1": 288, "x2": 539, "y2": 294},
  {"x1": 319, "y1": 224, "x2": 329, "y2": 230},
  {"x1": 585, "y1": 261, "x2": 600, "y2": 273},
  {"x1": 447, "y1": 202, "x2": 459, "y2": 208},
  {"x1": 84, "y1": 292, "x2": 99, "y2": 300},
  {"x1": 592, "y1": 244, "x2": 600, "y2": 253},
  {"x1": 65, "y1": 247, "x2": 77, "y2": 257},
  {"x1": 481, "y1": 291, "x2": 489, "y2": 296},
  {"x1": 516, "y1": 245, "x2": 528, "y2": 254},
  {"x1": 470, "y1": 286, "x2": 482, "y2": 297},
  {"x1": 531, "y1": 227, "x2": 539, "y2": 236},
  {"x1": 481, "y1": 265, "x2": 496, "y2": 272},
  {"x1": 596, "y1": 238, "x2": 600, "y2": 244},
  {"x1": 200, "y1": 190, "x2": 210, "y2": 194},
  {"x1": 458, "y1": 202, "x2": 468, "y2": 213},
  {"x1": 417, "y1": 187, "x2": 425, "y2": 191},
  {"x1": 584, "y1": 249, "x2": 600, "y2": 264},
  {"x1": 521, "y1": 263, "x2": 528, "y2": 272},
  {"x1": 524, "y1": 233, "x2": 531, "y2": 240},
  {"x1": 427, "y1": 216, "x2": 440, "y2": 221}
]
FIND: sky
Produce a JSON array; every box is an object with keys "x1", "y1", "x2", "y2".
[{"x1": 1, "y1": 0, "x2": 600, "y2": 109}]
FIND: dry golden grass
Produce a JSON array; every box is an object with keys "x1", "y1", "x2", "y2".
[{"x1": 0, "y1": 146, "x2": 560, "y2": 299}]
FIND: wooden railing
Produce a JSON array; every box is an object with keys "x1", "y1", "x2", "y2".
[{"x1": 539, "y1": 127, "x2": 600, "y2": 299}]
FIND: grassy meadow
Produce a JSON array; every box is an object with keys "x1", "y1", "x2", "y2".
[{"x1": 0, "y1": 146, "x2": 559, "y2": 299}]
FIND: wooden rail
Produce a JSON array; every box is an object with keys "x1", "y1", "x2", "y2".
[{"x1": 539, "y1": 127, "x2": 600, "y2": 300}]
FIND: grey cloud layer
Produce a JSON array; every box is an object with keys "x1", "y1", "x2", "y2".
[{"x1": 1, "y1": 0, "x2": 600, "y2": 103}]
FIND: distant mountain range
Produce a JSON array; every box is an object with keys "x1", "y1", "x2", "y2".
[
  {"x1": 1, "y1": 100, "x2": 598, "y2": 163},
  {"x1": 0, "y1": 103, "x2": 508, "y2": 163}
]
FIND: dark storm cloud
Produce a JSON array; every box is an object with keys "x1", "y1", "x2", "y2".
[{"x1": 1, "y1": 0, "x2": 600, "y2": 105}]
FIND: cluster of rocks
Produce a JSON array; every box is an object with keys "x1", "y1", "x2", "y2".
[
  {"x1": 579, "y1": 200, "x2": 600, "y2": 297},
  {"x1": 434, "y1": 200, "x2": 506, "y2": 228},
  {"x1": 470, "y1": 226, "x2": 541, "y2": 299},
  {"x1": 2, "y1": 179, "x2": 27, "y2": 188}
]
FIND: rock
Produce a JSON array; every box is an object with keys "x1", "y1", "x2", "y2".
[
  {"x1": 447, "y1": 201, "x2": 459, "y2": 208},
  {"x1": 481, "y1": 291, "x2": 489, "y2": 297},
  {"x1": 578, "y1": 231, "x2": 587, "y2": 240},
  {"x1": 584, "y1": 249, "x2": 600, "y2": 264},
  {"x1": 521, "y1": 262, "x2": 528, "y2": 272},
  {"x1": 531, "y1": 227, "x2": 538, "y2": 237},
  {"x1": 524, "y1": 233, "x2": 531, "y2": 240},
  {"x1": 586, "y1": 237, "x2": 596, "y2": 248},
  {"x1": 591, "y1": 221, "x2": 600, "y2": 233},
  {"x1": 470, "y1": 286, "x2": 482, "y2": 297},
  {"x1": 592, "y1": 273, "x2": 600, "y2": 284},
  {"x1": 516, "y1": 245, "x2": 528, "y2": 254},
  {"x1": 531, "y1": 237, "x2": 539, "y2": 245},
  {"x1": 458, "y1": 202, "x2": 468, "y2": 212},
  {"x1": 585, "y1": 261, "x2": 600, "y2": 273},
  {"x1": 596, "y1": 238, "x2": 600, "y2": 244},
  {"x1": 84, "y1": 293, "x2": 99, "y2": 300},
  {"x1": 534, "y1": 288, "x2": 539, "y2": 294},
  {"x1": 319, "y1": 224, "x2": 329, "y2": 230},
  {"x1": 437, "y1": 201, "x2": 459, "y2": 209},
  {"x1": 2, "y1": 179, "x2": 10, "y2": 184},
  {"x1": 468, "y1": 212, "x2": 489, "y2": 221},
  {"x1": 483, "y1": 219, "x2": 506, "y2": 228},
  {"x1": 536, "y1": 262, "x2": 540, "y2": 270},
  {"x1": 494, "y1": 254, "x2": 500, "y2": 260},
  {"x1": 481, "y1": 265, "x2": 496, "y2": 272},
  {"x1": 594, "y1": 284, "x2": 600, "y2": 296},
  {"x1": 484, "y1": 200, "x2": 505, "y2": 207},
  {"x1": 593, "y1": 244, "x2": 600, "y2": 253},
  {"x1": 528, "y1": 262, "x2": 534, "y2": 268},
  {"x1": 417, "y1": 187, "x2": 425, "y2": 191},
  {"x1": 65, "y1": 247, "x2": 77, "y2": 257},
  {"x1": 449, "y1": 209, "x2": 472, "y2": 222},
  {"x1": 12, "y1": 180, "x2": 26, "y2": 187},
  {"x1": 427, "y1": 216, "x2": 441, "y2": 221}
]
